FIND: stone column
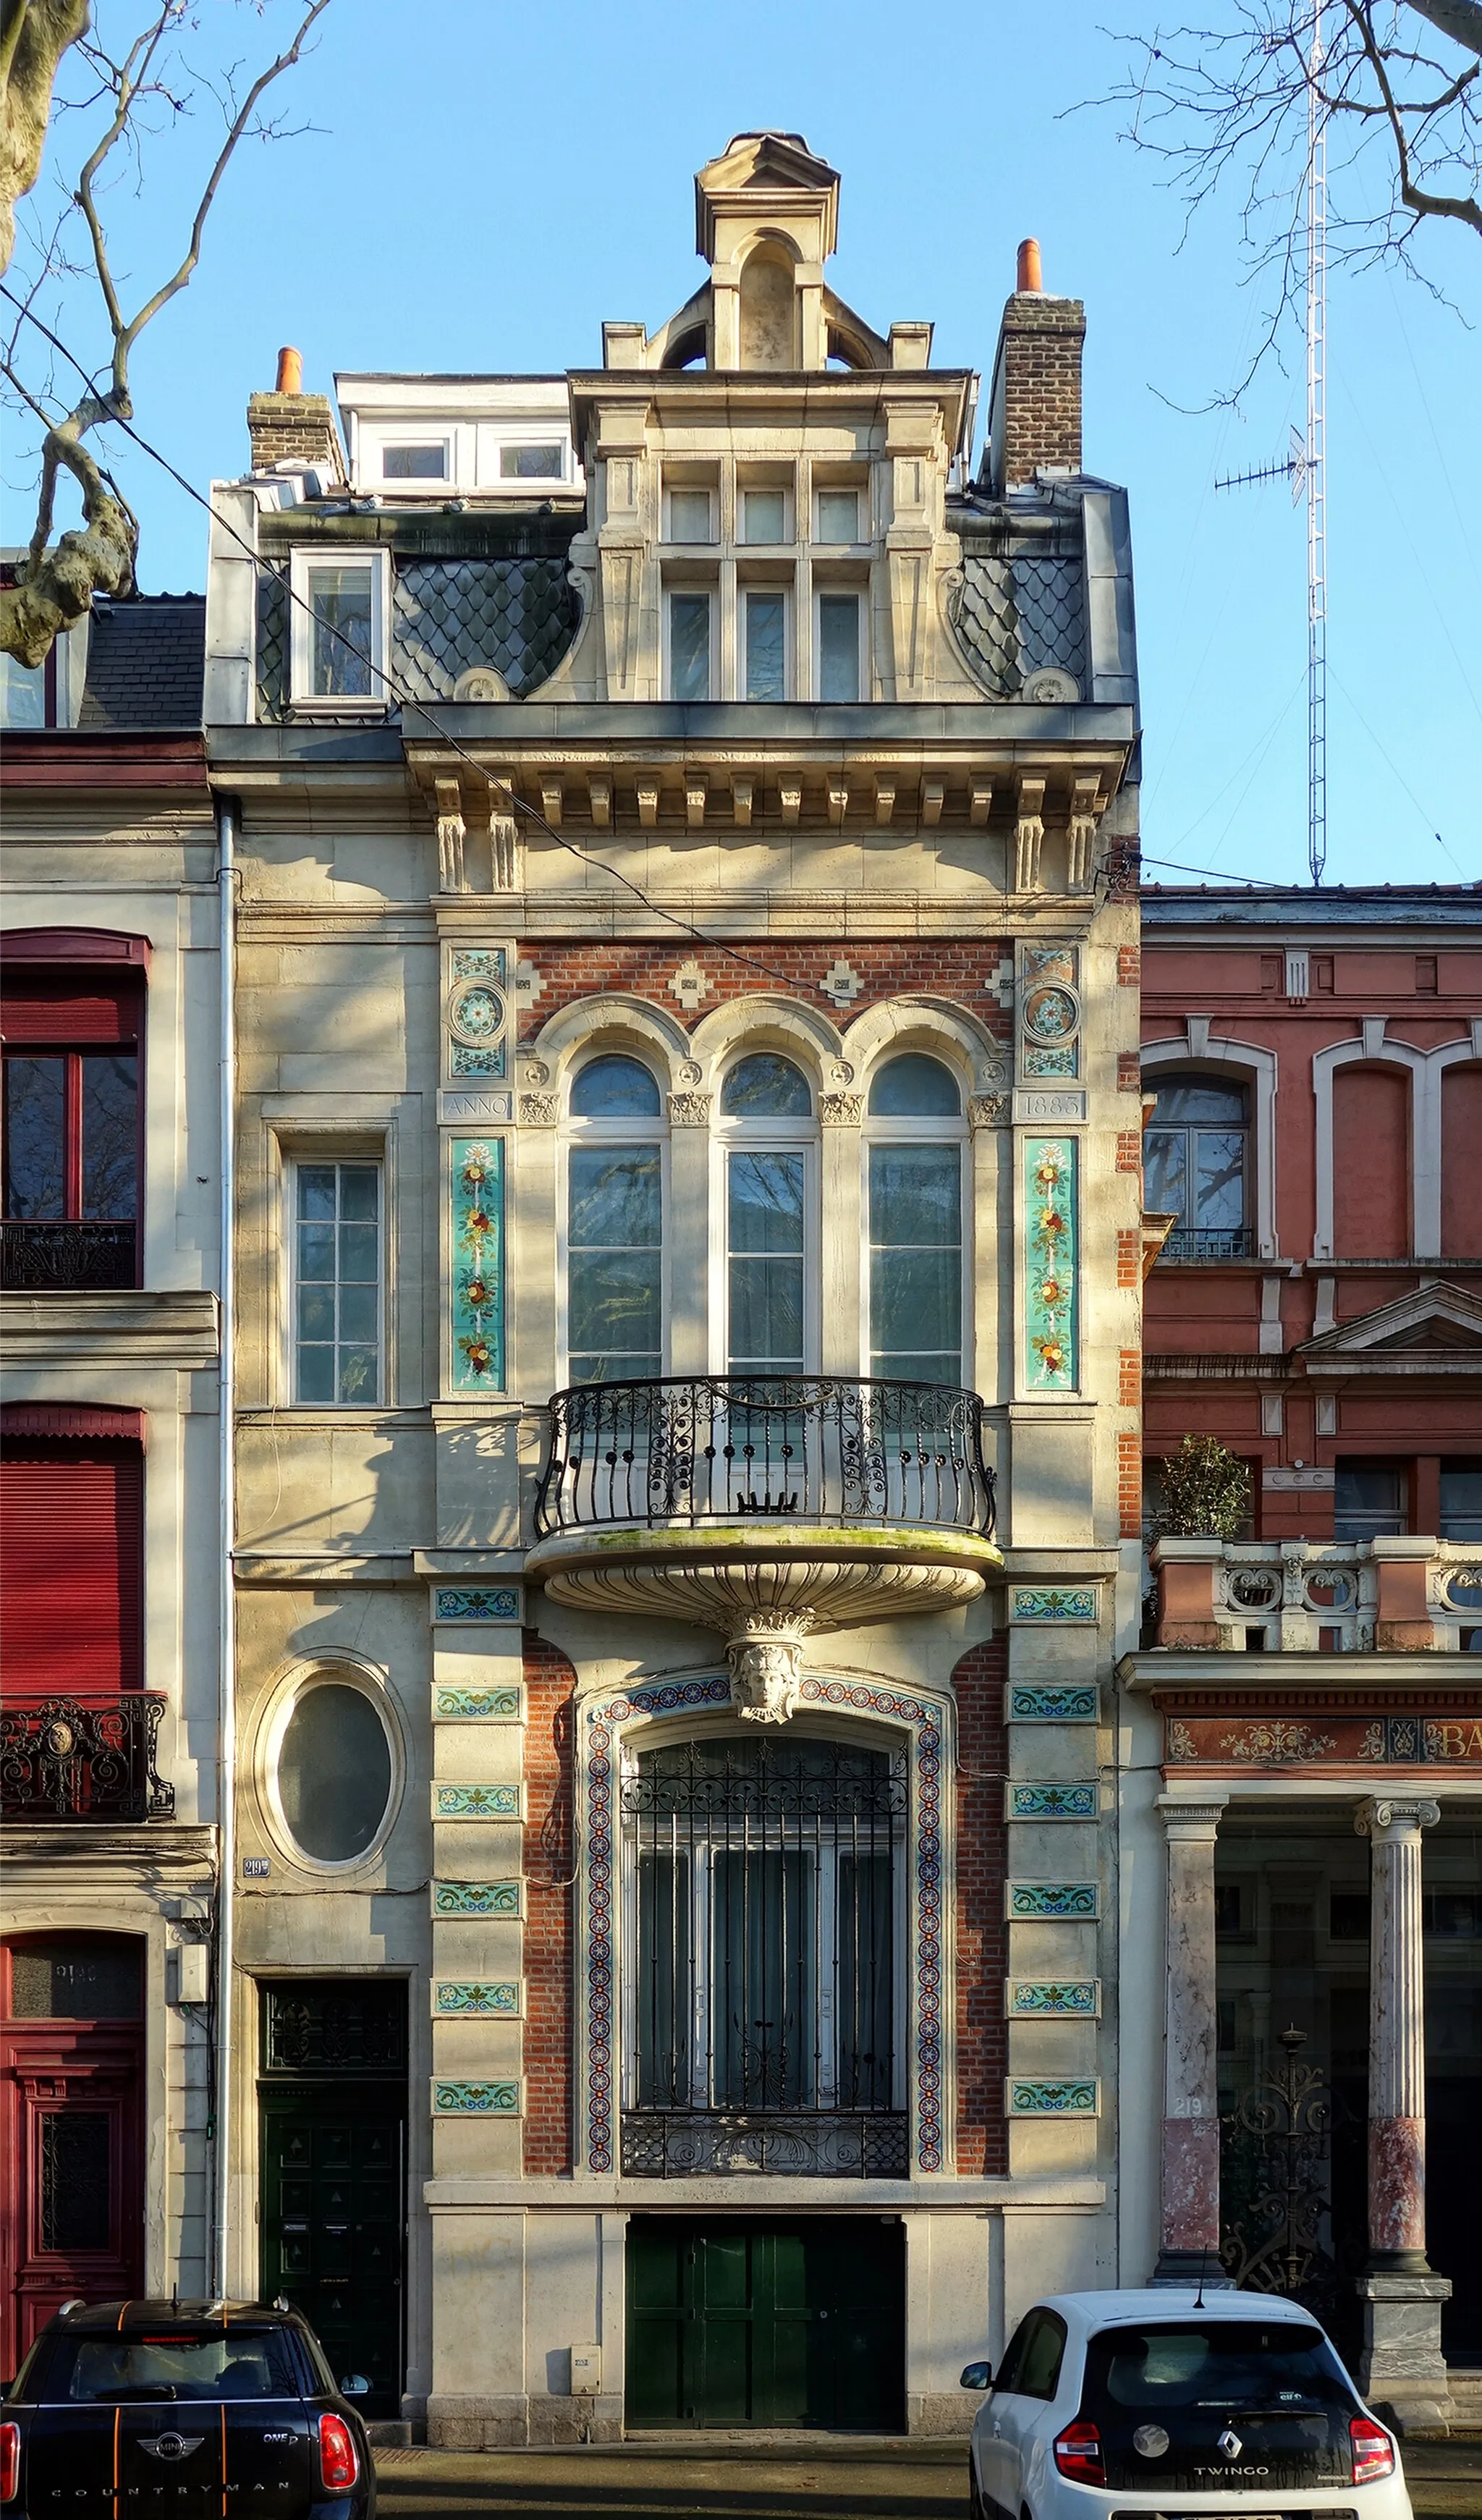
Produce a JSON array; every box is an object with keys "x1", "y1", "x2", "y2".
[
  {"x1": 1353, "y1": 1796, "x2": 1452, "y2": 2430},
  {"x1": 1153, "y1": 1793, "x2": 1230, "y2": 2284}
]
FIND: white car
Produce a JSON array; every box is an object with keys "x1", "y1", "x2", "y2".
[{"x1": 960, "y1": 2288, "x2": 1411, "y2": 2520}]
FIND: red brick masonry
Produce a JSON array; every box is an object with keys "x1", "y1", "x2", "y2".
[
  {"x1": 953, "y1": 1636, "x2": 1008, "y2": 2174},
  {"x1": 522, "y1": 1629, "x2": 577, "y2": 2173}
]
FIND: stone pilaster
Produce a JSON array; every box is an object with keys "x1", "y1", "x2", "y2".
[
  {"x1": 1353, "y1": 1795, "x2": 1452, "y2": 2430},
  {"x1": 1153, "y1": 1793, "x2": 1230, "y2": 2285}
]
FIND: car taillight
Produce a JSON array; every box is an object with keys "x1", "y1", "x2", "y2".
[
  {"x1": 0, "y1": 2422, "x2": 19, "y2": 2505},
  {"x1": 1052, "y1": 2418, "x2": 1104, "y2": 2484},
  {"x1": 318, "y1": 2411, "x2": 359, "y2": 2490},
  {"x1": 1350, "y1": 2414, "x2": 1396, "y2": 2485}
]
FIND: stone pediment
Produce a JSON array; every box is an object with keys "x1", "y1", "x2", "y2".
[{"x1": 1299, "y1": 1282, "x2": 1482, "y2": 1371}]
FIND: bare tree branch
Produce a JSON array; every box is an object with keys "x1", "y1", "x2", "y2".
[
  {"x1": 1, "y1": 0, "x2": 331, "y2": 667},
  {"x1": 1, "y1": 0, "x2": 90, "y2": 276}
]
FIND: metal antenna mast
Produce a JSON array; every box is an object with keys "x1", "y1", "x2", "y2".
[{"x1": 1215, "y1": 3, "x2": 1329, "y2": 884}]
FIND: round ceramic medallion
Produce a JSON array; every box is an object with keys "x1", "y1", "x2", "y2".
[
  {"x1": 449, "y1": 984, "x2": 504, "y2": 1044},
  {"x1": 1022, "y1": 982, "x2": 1079, "y2": 1042}
]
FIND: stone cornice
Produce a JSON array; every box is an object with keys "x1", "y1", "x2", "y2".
[
  {"x1": 425, "y1": 2172, "x2": 1104, "y2": 2212},
  {"x1": 3, "y1": 1823, "x2": 217, "y2": 1893},
  {"x1": 1119, "y1": 1649, "x2": 1482, "y2": 1696},
  {"x1": 0, "y1": 1288, "x2": 220, "y2": 1367}
]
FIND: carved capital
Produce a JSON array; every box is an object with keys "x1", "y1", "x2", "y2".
[
  {"x1": 518, "y1": 1091, "x2": 557, "y2": 1126},
  {"x1": 1355, "y1": 1797, "x2": 1441, "y2": 1838},
  {"x1": 968, "y1": 1093, "x2": 1009, "y2": 1129},
  {"x1": 818, "y1": 1092, "x2": 864, "y2": 1126},
  {"x1": 666, "y1": 1091, "x2": 713, "y2": 1127}
]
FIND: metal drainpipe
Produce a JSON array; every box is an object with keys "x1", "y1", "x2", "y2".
[{"x1": 212, "y1": 795, "x2": 237, "y2": 2302}]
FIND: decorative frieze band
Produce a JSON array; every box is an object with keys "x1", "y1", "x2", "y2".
[
  {"x1": 1005, "y1": 1978, "x2": 1101, "y2": 2017},
  {"x1": 432, "y1": 2078, "x2": 524, "y2": 2115},
  {"x1": 1006, "y1": 1781, "x2": 1098, "y2": 1822},
  {"x1": 1009, "y1": 1588, "x2": 1099, "y2": 1625},
  {"x1": 1007, "y1": 1683, "x2": 1098, "y2": 1720},
  {"x1": 432, "y1": 1682, "x2": 522, "y2": 1722},
  {"x1": 431, "y1": 1584, "x2": 521, "y2": 1623},
  {"x1": 433, "y1": 1979, "x2": 522, "y2": 2016},
  {"x1": 431, "y1": 1878, "x2": 523, "y2": 1917},
  {"x1": 433, "y1": 1783, "x2": 524, "y2": 1820},
  {"x1": 1006, "y1": 1880, "x2": 1100, "y2": 1919},
  {"x1": 1006, "y1": 2078, "x2": 1100, "y2": 2118}
]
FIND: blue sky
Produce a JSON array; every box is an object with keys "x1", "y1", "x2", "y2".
[{"x1": 9, "y1": 0, "x2": 1479, "y2": 886}]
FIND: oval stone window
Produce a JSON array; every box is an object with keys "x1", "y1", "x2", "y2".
[{"x1": 276, "y1": 1683, "x2": 392, "y2": 1865}]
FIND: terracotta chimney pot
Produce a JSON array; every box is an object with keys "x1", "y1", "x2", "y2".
[
  {"x1": 275, "y1": 345, "x2": 303, "y2": 395},
  {"x1": 1017, "y1": 237, "x2": 1042, "y2": 294}
]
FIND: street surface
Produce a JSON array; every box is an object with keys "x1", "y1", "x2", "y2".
[{"x1": 372, "y1": 2434, "x2": 1482, "y2": 2519}]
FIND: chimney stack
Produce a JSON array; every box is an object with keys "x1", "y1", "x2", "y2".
[
  {"x1": 247, "y1": 345, "x2": 346, "y2": 483},
  {"x1": 986, "y1": 242, "x2": 1085, "y2": 496}
]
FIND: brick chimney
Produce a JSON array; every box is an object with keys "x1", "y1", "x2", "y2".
[
  {"x1": 986, "y1": 241, "x2": 1085, "y2": 494},
  {"x1": 246, "y1": 346, "x2": 347, "y2": 483}
]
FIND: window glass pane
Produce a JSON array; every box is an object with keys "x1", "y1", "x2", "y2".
[
  {"x1": 297, "y1": 1164, "x2": 336, "y2": 1221},
  {"x1": 1334, "y1": 1462, "x2": 1406, "y2": 1542},
  {"x1": 80, "y1": 1054, "x2": 137, "y2": 1219},
  {"x1": 339, "y1": 1163, "x2": 379, "y2": 1219},
  {"x1": 41, "y1": 2113, "x2": 111, "y2": 2251},
  {"x1": 837, "y1": 1852, "x2": 893, "y2": 2106},
  {"x1": 817, "y1": 489, "x2": 859, "y2": 542},
  {"x1": 713, "y1": 1848, "x2": 815, "y2": 2105},
  {"x1": 2, "y1": 1054, "x2": 66, "y2": 1216},
  {"x1": 742, "y1": 489, "x2": 786, "y2": 543},
  {"x1": 569, "y1": 1146, "x2": 661, "y2": 1249},
  {"x1": 0, "y1": 652, "x2": 47, "y2": 727},
  {"x1": 720, "y1": 1053, "x2": 810, "y2": 1116},
  {"x1": 1193, "y1": 1128, "x2": 1245, "y2": 1230},
  {"x1": 308, "y1": 565, "x2": 375, "y2": 698},
  {"x1": 295, "y1": 1162, "x2": 380, "y2": 1404},
  {"x1": 868, "y1": 1053, "x2": 960, "y2": 1117},
  {"x1": 568, "y1": 1146, "x2": 662, "y2": 1382},
  {"x1": 729, "y1": 1152, "x2": 805, "y2": 1372},
  {"x1": 669, "y1": 594, "x2": 711, "y2": 701},
  {"x1": 500, "y1": 442, "x2": 563, "y2": 478},
  {"x1": 870, "y1": 1145, "x2": 961, "y2": 1382},
  {"x1": 569, "y1": 1054, "x2": 661, "y2": 1117},
  {"x1": 276, "y1": 1683, "x2": 391, "y2": 1863},
  {"x1": 1152, "y1": 1073, "x2": 1248, "y2": 1125},
  {"x1": 870, "y1": 1144, "x2": 960, "y2": 1246},
  {"x1": 818, "y1": 593, "x2": 860, "y2": 701},
  {"x1": 745, "y1": 593, "x2": 787, "y2": 701},
  {"x1": 381, "y1": 444, "x2": 445, "y2": 478},
  {"x1": 636, "y1": 1852, "x2": 691, "y2": 2104},
  {"x1": 728, "y1": 1151, "x2": 805, "y2": 1253},
  {"x1": 669, "y1": 489, "x2": 713, "y2": 541},
  {"x1": 337, "y1": 1346, "x2": 378, "y2": 1404},
  {"x1": 1143, "y1": 1129, "x2": 1189, "y2": 1222},
  {"x1": 1441, "y1": 1462, "x2": 1482, "y2": 1543}
]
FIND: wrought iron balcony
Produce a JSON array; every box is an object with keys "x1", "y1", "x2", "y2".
[
  {"x1": 535, "y1": 1374, "x2": 996, "y2": 1537},
  {"x1": 622, "y1": 2109, "x2": 910, "y2": 2178},
  {"x1": 0, "y1": 1694, "x2": 174, "y2": 1821},
  {"x1": 1158, "y1": 1227, "x2": 1254, "y2": 1261},
  {"x1": 0, "y1": 1219, "x2": 137, "y2": 1290}
]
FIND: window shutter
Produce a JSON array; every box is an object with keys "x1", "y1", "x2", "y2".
[
  {"x1": 0, "y1": 976, "x2": 142, "y2": 1044},
  {"x1": 0, "y1": 1442, "x2": 143, "y2": 1693}
]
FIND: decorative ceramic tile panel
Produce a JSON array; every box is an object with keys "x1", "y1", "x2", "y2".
[
  {"x1": 433, "y1": 1783, "x2": 523, "y2": 1820},
  {"x1": 433, "y1": 1980, "x2": 522, "y2": 2016},
  {"x1": 430, "y1": 1879, "x2": 523, "y2": 1917},
  {"x1": 452, "y1": 1138, "x2": 504, "y2": 1391},
  {"x1": 1024, "y1": 1138, "x2": 1077, "y2": 1392},
  {"x1": 1010, "y1": 1588, "x2": 1098, "y2": 1624},
  {"x1": 1007, "y1": 1684, "x2": 1098, "y2": 1721},
  {"x1": 1019, "y1": 944, "x2": 1081, "y2": 1082},
  {"x1": 1006, "y1": 1880, "x2": 1099, "y2": 1919},
  {"x1": 1005, "y1": 1979, "x2": 1101, "y2": 2017},
  {"x1": 452, "y1": 950, "x2": 507, "y2": 984},
  {"x1": 1006, "y1": 1782, "x2": 1098, "y2": 1821},
  {"x1": 1005, "y1": 2078, "x2": 1100, "y2": 2117},
  {"x1": 432, "y1": 1585, "x2": 521, "y2": 1624},
  {"x1": 431, "y1": 2078, "x2": 524, "y2": 2115},
  {"x1": 432, "y1": 1683, "x2": 522, "y2": 1722}
]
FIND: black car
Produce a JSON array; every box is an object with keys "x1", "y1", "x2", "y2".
[{"x1": 0, "y1": 2298, "x2": 376, "y2": 2516}]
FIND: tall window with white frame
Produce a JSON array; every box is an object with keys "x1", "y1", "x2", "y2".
[
  {"x1": 1143, "y1": 1072, "x2": 1251, "y2": 1259},
  {"x1": 564, "y1": 1055, "x2": 666, "y2": 1384},
  {"x1": 865, "y1": 1054, "x2": 965, "y2": 1386},
  {"x1": 816, "y1": 591, "x2": 862, "y2": 702},
  {"x1": 291, "y1": 551, "x2": 387, "y2": 705},
  {"x1": 293, "y1": 1160, "x2": 381, "y2": 1403},
  {"x1": 667, "y1": 591, "x2": 713, "y2": 701},
  {"x1": 718, "y1": 1054, "x2": 816, "y2": 1379}
]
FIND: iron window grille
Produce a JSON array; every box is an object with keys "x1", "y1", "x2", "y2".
[{"x1": 620, "y1": 1734, "x2": 909, "y2": 2178}]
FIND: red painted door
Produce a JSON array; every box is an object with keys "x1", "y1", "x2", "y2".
[{"x1": 0, "y1": 1937, "x2": 145, "y2": 2379}]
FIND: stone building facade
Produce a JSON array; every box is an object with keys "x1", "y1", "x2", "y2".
[
  {"x1": 0, "y1": 608, "x2": 222, "y2": 2367},
  {"x1": 1124, "y1": 883, "x2": 1482, "y2": 2426},
  {"x1": 200, "y1": 135, "x2": 1147, "y2": 2437}
]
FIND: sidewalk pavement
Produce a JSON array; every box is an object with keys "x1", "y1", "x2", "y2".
[{"x1": 371, "y1": 2432, "x2": 1482, "y2": 2519}]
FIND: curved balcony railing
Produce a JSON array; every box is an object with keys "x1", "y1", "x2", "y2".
[
  {"x1": 0, "y1": 1694, "x2": 174, "y2": 1821},
  {"x1": 535, "y1": 1374, "x2": 996, "y2": 1539}
]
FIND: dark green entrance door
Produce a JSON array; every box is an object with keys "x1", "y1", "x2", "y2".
[
  {"x1": 257, "y1": 1980, "x2": 406, "y2": 2418},
  {"x1": 626, "y1": 2218, "x2": 905, "y2": 2431}
]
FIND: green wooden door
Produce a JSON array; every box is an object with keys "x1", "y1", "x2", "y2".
[
  {"x1": 626, "y1": 2217, "x2": 905, "y2": 2430},
  {"x1": 259, "y1": 2087, "x2": 404, "y2": 2414}
]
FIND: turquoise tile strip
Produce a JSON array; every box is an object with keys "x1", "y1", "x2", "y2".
[
  {"x1": 452, "y1": 950, "x2": 507, "y2": 982},
  {"x1": 1007, "y1": 1881, "x2": 1099, "y2": 1919},
  {"x1": 1011, "y1": 1586, "x2": 1098, "y2": 1624},
  {"x1": 432, "y1": 1684, "x2": 522, "y2": 1721},
  {"x1": 452, "y1": 1138, "x2": 504, "y2": 1391},
  {"x1": 1007, "y1": 1684, "x2": 1098, "y2": 1720},
  {"x1": 1006, "y1": 2078, "x2": 1099, "y2": 2116},
  {"x1": 433, "y1": 1586, "x2": 520, "y2": 1623},
  {"x1": 1024, "y1": 1136, "x2": 1077, "y2": 1391},
  {"x1": 431, "y1": 1879, "x2": 522, "y2": 1916},
  {"x1": 434, "y1": 1783, "x2": 521, "y2": 1819},
  {"x1": 432, "y1": 2079, "x2": 522, "y2": 2115},
  {"x1": 1006, "y1": 1979, "x2": 1101, "y2": 2017},
  {"x1": 433, "y1": 1980, "x2": 521, "y2": 2016},
  {"x1": 1007, "y1": 1782, "x2": 1097, "y2": 1821}
]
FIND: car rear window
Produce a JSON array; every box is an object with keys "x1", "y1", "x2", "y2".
[
  {"x1": 1082, "y1": 2320, "x2": 1355, "y2": 2420},
  {"x1": 48, "y1": 2328, "x2": 303, "y2": 2402}
]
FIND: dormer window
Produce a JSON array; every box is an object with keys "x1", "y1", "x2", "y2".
[
  {"x1": 499, "y1": 441, "x2": 564, "y2": 481},
  {"x1": 380, "y1": 442, "x2": 447, "y2": 481},
  {"x1": 289, "y1": 550, "x2": 389, "y2": 709}
]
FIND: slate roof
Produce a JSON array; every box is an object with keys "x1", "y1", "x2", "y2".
[{"x1": 78, "y1": 593, "x2": 206, "y2": 729}]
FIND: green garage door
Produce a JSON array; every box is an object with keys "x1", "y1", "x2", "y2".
[{"x1": 626, "y1": 2217, "x2": 905, "y2": 2431}]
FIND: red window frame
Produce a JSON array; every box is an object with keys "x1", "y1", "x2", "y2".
[{"x1": 1, "y1": 931, "x2": 148, "y2": 1284}]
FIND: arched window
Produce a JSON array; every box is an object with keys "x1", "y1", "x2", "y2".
[
  {"x1": 1143, "y1": 1073, "x2": 1250, "y2": 1258},
  {"x1": 717, "y1": 1055, "x2": 814, "y2": 1376},
  {"x1": 565, "y1": 1054, "x2": 666, "y2": 1383},
  {"x1": 865, "y1": 1055, "x2": 965, "y2": 1386},
  {"x1": 270, "y1": 1674, "x2": 397, "y2": 1868}
]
